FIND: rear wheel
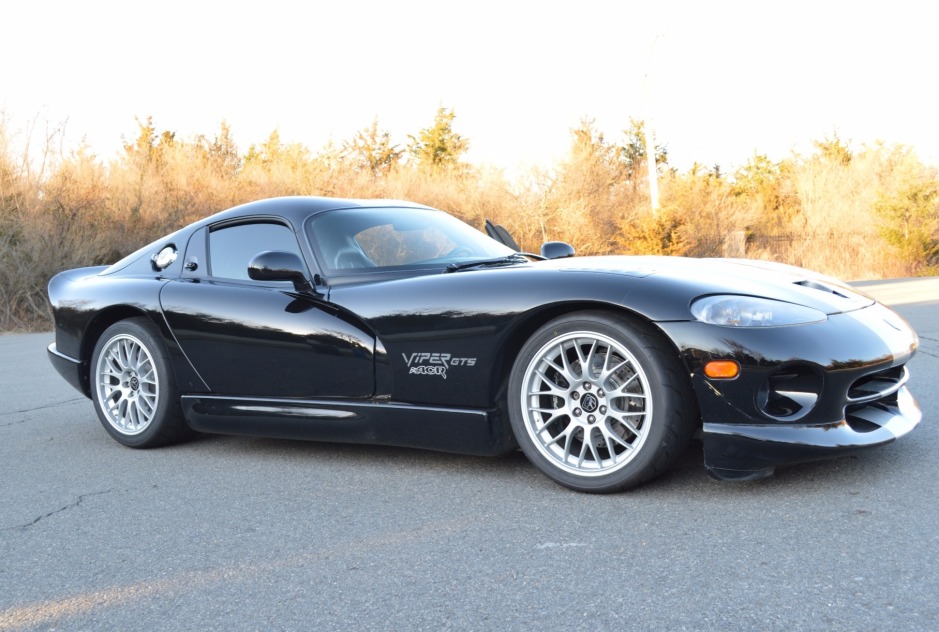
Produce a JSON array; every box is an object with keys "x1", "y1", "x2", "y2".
[
  {"x1": 91, "y1": 318, "x2": 192, "y2": 448},
  {"x1": 508, "y1": 311, "x2": 694, "y2": 492}
]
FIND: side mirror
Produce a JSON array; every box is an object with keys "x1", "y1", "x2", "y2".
[
  {"x1": 540, "y1": 241, "x2": 575, "y2": 259},
  {"x1": 248, "y1": 251, "x2": 315, "y2": 293}
]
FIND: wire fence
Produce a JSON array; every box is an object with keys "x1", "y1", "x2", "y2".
[{"x1": 690, "y1": 232, "x2": 868, "y2": 259}]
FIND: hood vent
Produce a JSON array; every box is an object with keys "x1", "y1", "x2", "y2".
[
  {"x1": 793, "y1": 279, "x2": 874, "y2": 314},
  {"x1": 794, "y1": 280, "x2": 850, "y2": 299}
]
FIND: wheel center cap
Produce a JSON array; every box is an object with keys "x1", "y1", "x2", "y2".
[
  {"x1": 580, "y1": 392, "x2": 599, "y2": 413},
  {"x1": 130, "y1": 376, "x2": 140, "y2": 391}
]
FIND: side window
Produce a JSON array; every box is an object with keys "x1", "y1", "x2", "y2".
[{"x1": 208, "y1": 222, "x2": 303, "y2": 280}]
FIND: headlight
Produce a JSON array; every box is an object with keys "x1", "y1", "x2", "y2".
[{"x1": 691, "y1": 295, "x2": 827, "y2": 327}]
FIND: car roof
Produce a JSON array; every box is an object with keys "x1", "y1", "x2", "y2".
[
  {"x1": 100, "y1": 196, "x2": 441, "y2": 277},
  {"x1": 197, "y1": 196, "x2": 436, "y2": 230}
]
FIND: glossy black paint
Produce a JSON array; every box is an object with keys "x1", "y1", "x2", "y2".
[
  {"x1": 540, "y1": 241, "x2": 576, "y2": 259},
  {"x1": 46, "y1": 196, "x2": 922, "y2": 478},
  {"x1": 248, "y1": 250, "x2": 314, "y2": 293},
  {"x1": 658, "y1": 303, "x2": 919, "y2": 478},
  {"x1": 160, "y1": 280, "x2": 375, "y2": 398},
  {"x1": 181, "y1": 395, "x2": 513, "y2": 456},
  {"x1": 701, "y1": 384, "x2": 920, "y2": 480}
]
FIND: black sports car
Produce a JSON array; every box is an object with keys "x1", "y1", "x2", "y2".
[{"x1": 46, "y1": 196, "x2": 922, "y2": 492}]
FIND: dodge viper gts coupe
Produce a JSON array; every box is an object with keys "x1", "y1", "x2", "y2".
[{"x1": 46, "y1": 196, "x2": 922, "y2": 492}]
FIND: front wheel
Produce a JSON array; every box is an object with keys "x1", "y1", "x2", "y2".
[
  {"x1": 508, "y1": 312, "x2": 694, "y2": 492},
  {"x1": 90, "y1": 318, "x2": 193, "y2": 448}
]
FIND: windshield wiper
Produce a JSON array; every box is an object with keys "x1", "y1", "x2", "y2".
[{"x1": 445, "y1": 253, "x2": 529, "y2": 273}]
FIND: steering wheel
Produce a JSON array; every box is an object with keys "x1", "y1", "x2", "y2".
[{"x1": 447, "y1": 246, "x2": 474, "y2": 258}]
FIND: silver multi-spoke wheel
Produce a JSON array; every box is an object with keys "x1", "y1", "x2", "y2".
[
  {"x1": 521, "y1": 331, "x2": 651, "y2": 476},
  {"x1": 509, "y1": 312, "x2": 694, "y2": 492},
  {"x1": 90, "y1": 319, "x2": 191, "y2": 448},
  {"x1": 95, "y1": 333, "x2": 159, "y2": 435}
]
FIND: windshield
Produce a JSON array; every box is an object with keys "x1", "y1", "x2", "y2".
[{"x1": 306, "y1": 207, "x2": 515, "y2": 273}]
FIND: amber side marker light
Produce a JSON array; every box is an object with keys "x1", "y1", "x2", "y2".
[{"x1": 704, "y1": 360, "x2": 740, "y2": 379}]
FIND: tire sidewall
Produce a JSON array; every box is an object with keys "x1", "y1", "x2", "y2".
[
  {"x1": 90, "y1": 318, "x2": 179, "y2": 448},
  {"x1": 508, "y1": 312, "x2": 683, "y2": 492}
]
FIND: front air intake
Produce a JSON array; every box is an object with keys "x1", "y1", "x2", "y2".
[
  {"x1": 847, "y1": 366, "x2": 907, "y2": 404},
  {"x1": 756, "y1": 366, "x2": 823, "y2": 421}
]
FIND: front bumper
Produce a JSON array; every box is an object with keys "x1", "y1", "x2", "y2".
[
  {"x1": 657, "y1": 302, "x2": 921, "y2": 480},
  {"x1": 702, "y1": 385, "x2": 921, "y2": 480}
]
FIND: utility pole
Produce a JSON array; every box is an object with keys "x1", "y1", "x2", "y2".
[{"x1": 644, "y1": 35, "x2": 662, "y2": 216}]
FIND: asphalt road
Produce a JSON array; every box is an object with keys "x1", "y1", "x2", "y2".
[{"x1": 1, "y1": 279, "x2": 937, "y2": 631}]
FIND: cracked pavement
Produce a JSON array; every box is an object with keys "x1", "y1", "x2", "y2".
[{"x1": 4, "y1": 490, "x2": 114, "y2": 532}]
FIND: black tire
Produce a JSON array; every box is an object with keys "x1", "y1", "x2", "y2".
[
  {"x1": 508, "y1": 311, "x2": 694, "y2": 492},
  {"x1": 90, "y1": 318, "x2": 193, "y2": 448}
]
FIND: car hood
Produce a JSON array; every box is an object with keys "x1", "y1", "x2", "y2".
[{"x1": 539, "y1": 255, "x2": 876, "y2": 315}]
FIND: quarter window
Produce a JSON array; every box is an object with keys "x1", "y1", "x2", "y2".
[{"x1": 208, "y1": 222, "x2": 303, "y2": 280}]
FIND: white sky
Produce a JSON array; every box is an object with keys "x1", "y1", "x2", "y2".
[{"x1": 2, "y1": 0, "x2": 937, "y2": 174}]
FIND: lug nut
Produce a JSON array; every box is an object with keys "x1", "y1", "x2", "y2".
[
  {"x1": 599, "y1": 406, "x2": 607, "y2": 414},
  {"x1": 572, "y1": 391, "x2": 580, "y2": 401},
  {"x1": 588, "y1": 415, "x2": 596, "y2": 424},
  {"x1": 597, "y1": 390, "x2": 605, "y2": 398},
  {"x1": 573, "y1": 408, "x2": 582, "y2": 417},
  {"x1": 583, "y1": 383, "x2": 592, "y2": 391}
]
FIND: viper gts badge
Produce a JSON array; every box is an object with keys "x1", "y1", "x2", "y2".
[{"x1": 403, "y1": 352, "x2": 476, "y2": 379}]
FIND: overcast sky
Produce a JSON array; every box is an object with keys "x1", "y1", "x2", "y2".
[{"x1": 2, "y1": 0, "x2": 936, "y2": 174}]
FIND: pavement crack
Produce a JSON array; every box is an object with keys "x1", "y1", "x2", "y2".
[
  {"x1": 4, "y1": 489, "x2": 113, "y2": 532},
  {"x1": 0, "y1": 397, "x2": 87, "y2": 425}
]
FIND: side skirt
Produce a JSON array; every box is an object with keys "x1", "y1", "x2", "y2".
[{"x1": 181, "y1": 395, "x2": 516, "y2": 456}]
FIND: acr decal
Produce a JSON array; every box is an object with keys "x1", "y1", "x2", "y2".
[{"x1": 403, "y1": 352, "x2": 477, "y2": 380}]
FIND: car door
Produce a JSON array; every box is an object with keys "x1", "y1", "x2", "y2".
[{"x1": 160, "y1": 219, "x2": 375, "y2": 399}]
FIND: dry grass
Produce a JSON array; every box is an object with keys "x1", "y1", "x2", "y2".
[{"x1": 1, "y1": 116, "x2": 936, "y2": 331}]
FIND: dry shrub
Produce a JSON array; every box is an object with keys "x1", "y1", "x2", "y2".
[
  {"x1": 869, "y1": 147, "x2": 939, "y2": 276},
  {"x1": 791, "y1": 148, "x2": 886, "y2": 278},
  {"x1": 615, "y1": 207, "x2": 695, "y2": 256},
  {"x1": 2, "y1": 113, "x2": 938, "y2": 332},
  {"x1": 655, "y1": 167, "x2": 756, "y2": 257}
]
